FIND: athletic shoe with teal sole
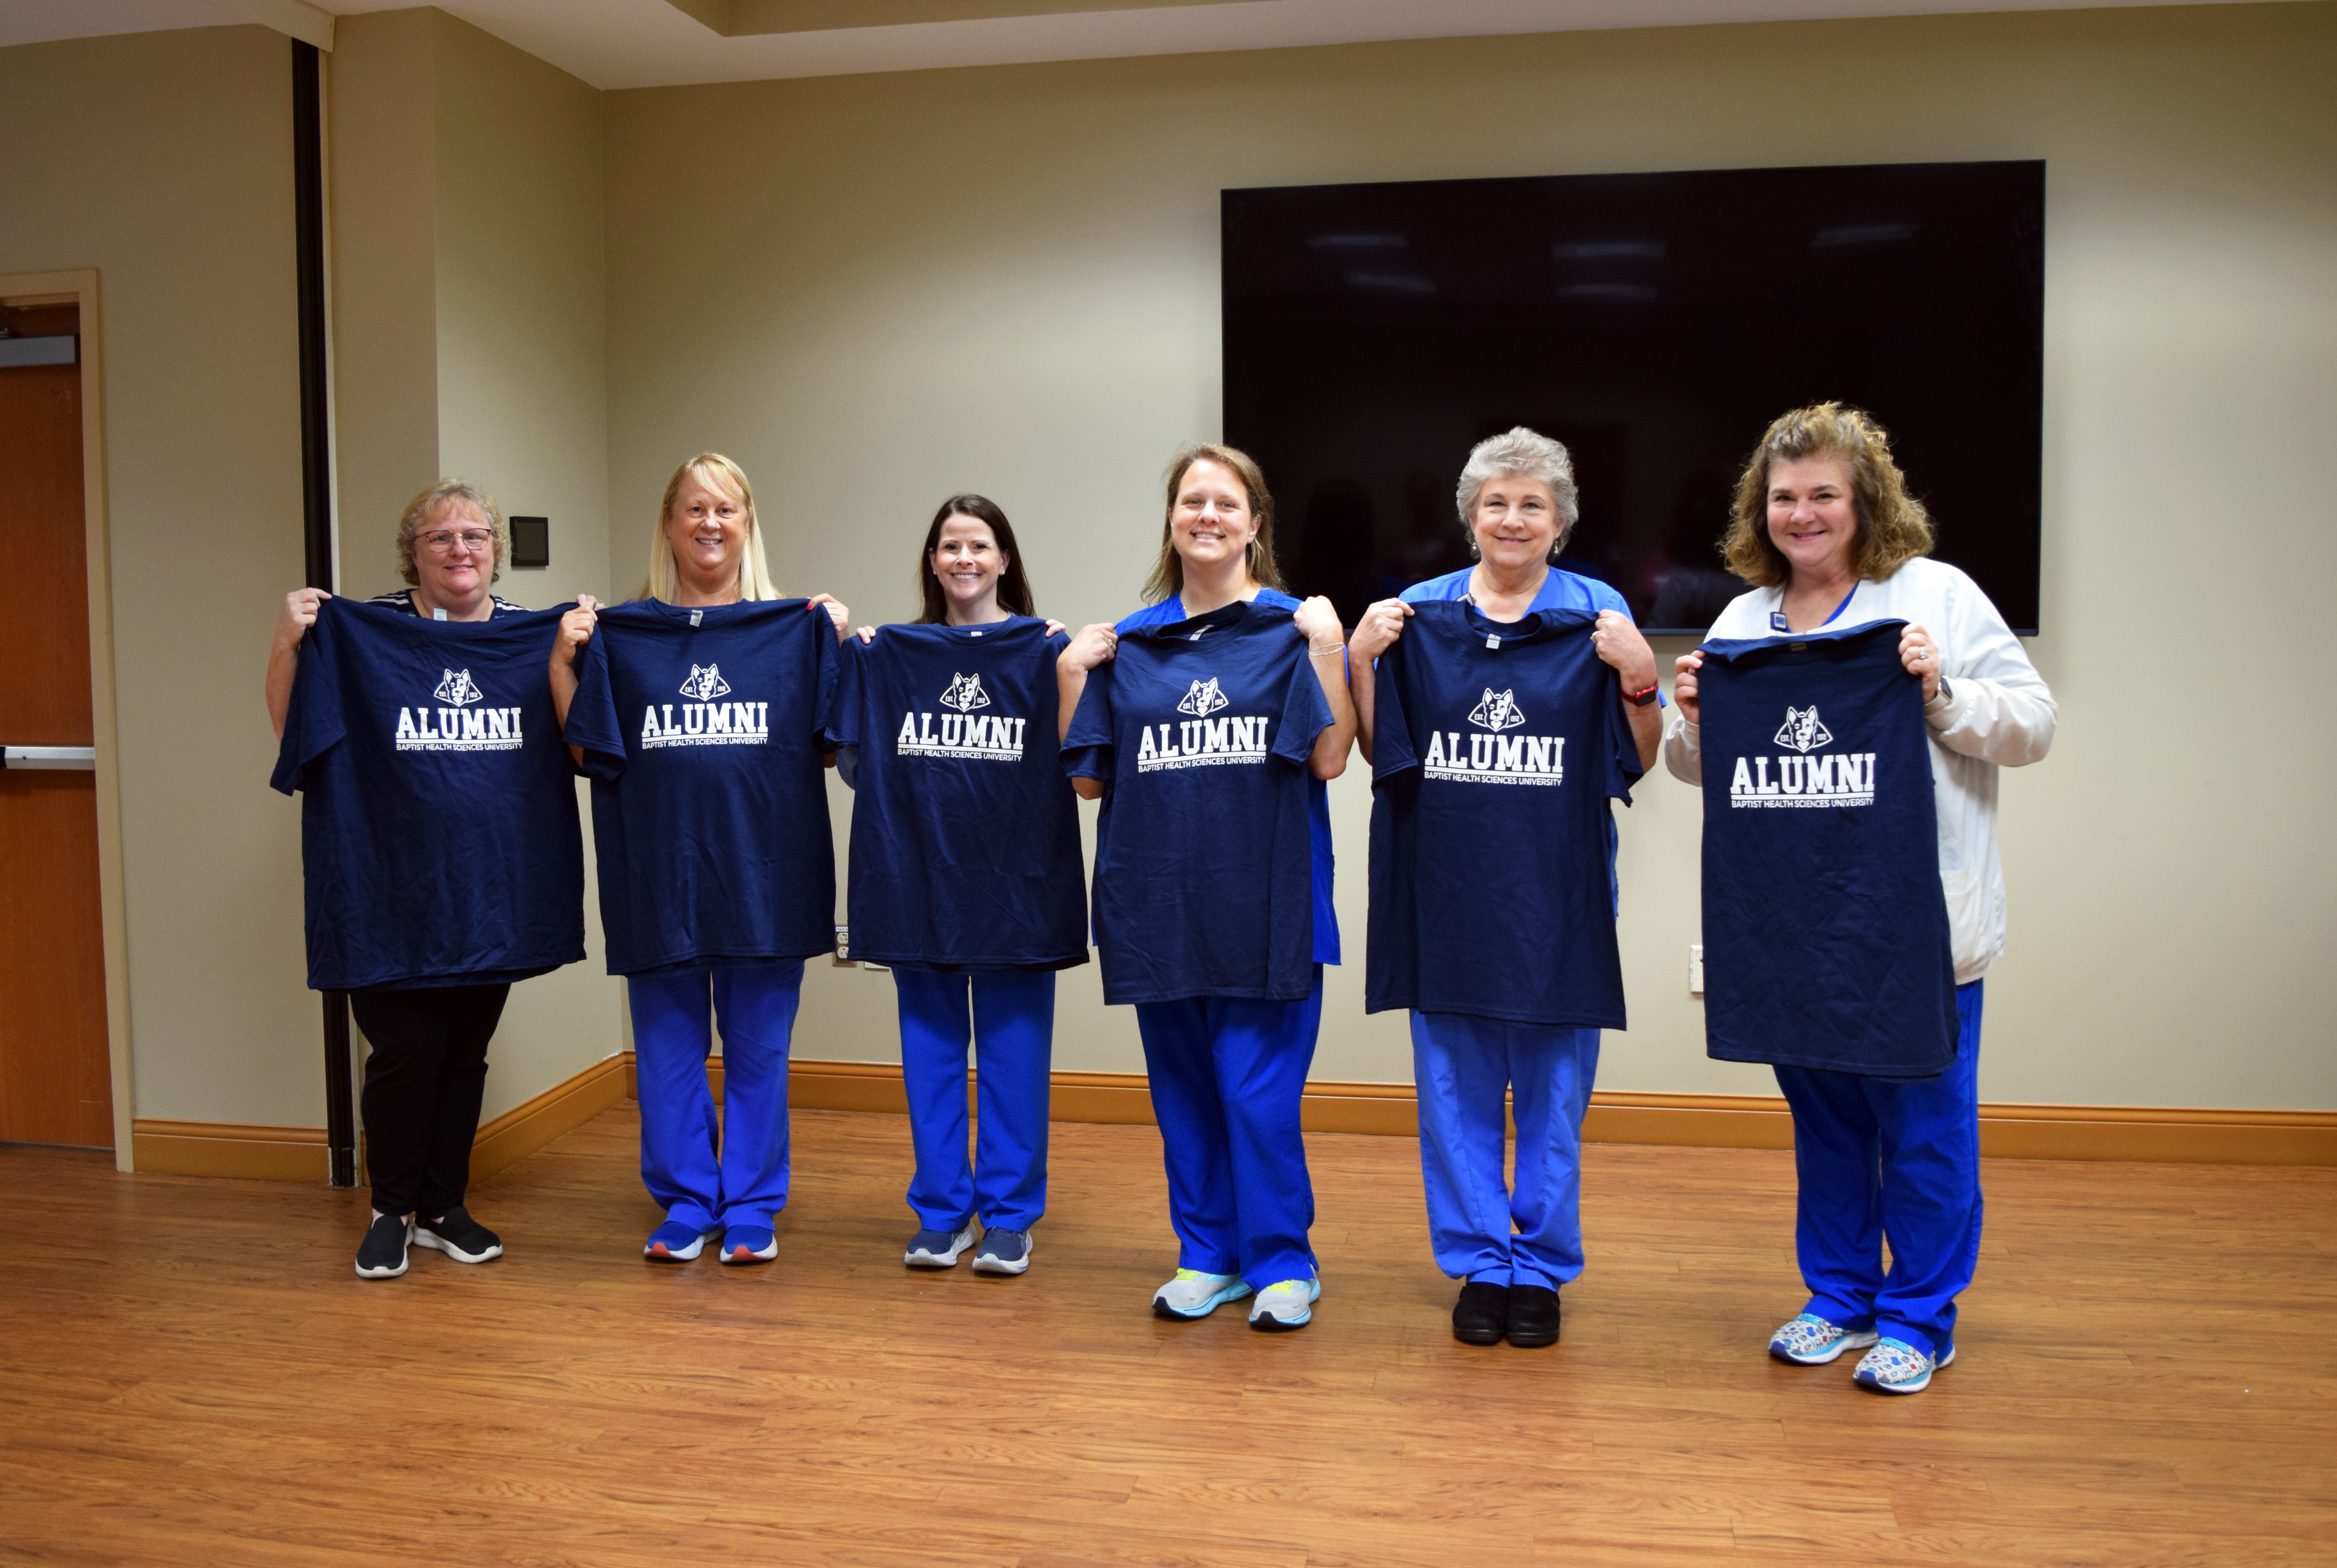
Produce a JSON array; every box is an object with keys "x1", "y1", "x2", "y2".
[
  {"x1": 1248, "y1": 1277, "x2": 1321, "y2": 1332},
  {"x1": 1152, "y1": 1269, "x2": 1253, "y2": 1320}
]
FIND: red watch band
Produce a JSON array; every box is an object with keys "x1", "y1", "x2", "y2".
[{"x1": 1624, "y1": 681, "x2": 1661, "y2": 707}]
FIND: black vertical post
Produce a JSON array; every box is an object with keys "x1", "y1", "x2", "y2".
[{"x1": 292, "y1": 38, "x2": 356, "y2": 1190}]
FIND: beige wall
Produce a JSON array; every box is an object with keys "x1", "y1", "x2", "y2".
[
  {"x1": 0, "y1": 26, "x2": 320, "y2": 1127},
  {"x1": 7, "y1": 4, "x2": 2330, "y2": 1140},
  {"x1": 605, "y1": 3, "x2": 2337, "y2": 1111},
  {"x1": 331, "y1": 9, "x2": 626, "y2": 1121}
]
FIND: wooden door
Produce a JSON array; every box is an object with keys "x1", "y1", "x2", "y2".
[{"x1": 0, "y1": 302, "x2": 112, "y2": 1148}]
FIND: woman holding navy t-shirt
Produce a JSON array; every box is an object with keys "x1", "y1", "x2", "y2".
[
  {"x1": 266, "y1": 480, "x2": 532, "y2": 1281},
  {"x1": 1057, "y1": 445, "x2": 1355, "y2": 1331},
  {"x1": 550, "y1": 454, "x2": 849, "y2": 1269},
  {"x1": 832, "y1": 497, "x2": 1081, "y2": 1278}
]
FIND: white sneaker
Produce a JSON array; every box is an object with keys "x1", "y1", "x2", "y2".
[
  {"x1": 1247, "y1": 1277, "x2": 1320, "y2": 1332},
  {"x1": 904, "y1": 1222, "x2": 979, "y2": 1269},
  {"x1": 1151, "y1": 1268, "x2": 1252, "y2": 1320},
  {"x1": 1768, "y1": 1312, "x2": 1880, "y2": 1366}
]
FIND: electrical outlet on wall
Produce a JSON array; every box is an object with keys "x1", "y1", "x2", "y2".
[
  {"x1": 1689, "y1": 944, "x2": 1704, "y2": 995},
  {"x1": 833, "y1": 923, "x2": 854, "y2": 966}
]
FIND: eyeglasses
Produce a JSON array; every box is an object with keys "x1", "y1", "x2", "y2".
[{"x1": 417, "y1": 530, "x2": 494, "y2": 554}]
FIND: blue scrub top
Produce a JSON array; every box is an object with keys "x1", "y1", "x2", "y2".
[
  {"x1": 1115, "y1": 588, "x2": 1339, "y2": 966},
  {"x1": 1400, "y1": 564, "x2": 1631, "y2": 619}
]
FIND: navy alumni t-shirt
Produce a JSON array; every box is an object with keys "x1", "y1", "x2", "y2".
[
  {"x1": 824, "y1": 618, "x2": 1087, "y2": 969},
  {"x1": 1366, "y1": 601, "x2": 1639, "y2": 1028},
  {"x1": 1116, "y1": 588, "x2": 1340, "y2": 966},
  {"x1": 1064, "y1": 600, "x2": 1333, "y2": 1005},
  {"x1": 564, "y1": 598, "x2": 838, "y2": 975},
  {"x1": 1695, "y1": 619, "x2": 1958, "y2": 1077},
  {"x1": 271, "y1": 596, "x2": 585, "y2": 991}
]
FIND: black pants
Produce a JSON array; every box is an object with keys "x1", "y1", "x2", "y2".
[{"x1": 351, "y1": 983, "x2": 509, "y2": 1217}]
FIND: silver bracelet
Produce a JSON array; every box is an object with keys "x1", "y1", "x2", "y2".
[{"x1": 1308, "y1": 641, "x2": 1344, "y2": 656}]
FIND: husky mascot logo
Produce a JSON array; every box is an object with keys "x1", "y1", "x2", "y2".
[
  {"x1": 679, "y1": 664, "x2": 732, "y2": 701},
  {"x1": 1773, "y1": 706, "x2": 1834, "y2": 753},
  {"x1": 1467, "y1": 687, "x2": 1526, "y2": 732},
  {"x1": 432, "y1": 668, "x2": 484, "y2": 706},
  {"x1": 1177, "y1": 677, "x2": 1229, "y2": 717},
  {"x1": 938, "y1": 672, "x2": 989, "y2": 712}
]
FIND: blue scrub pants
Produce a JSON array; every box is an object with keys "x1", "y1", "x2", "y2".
[
  {"x1": 894, "y1": 968, "x2": 1054, "y2": 1233},
  {"x1": 1410, "y1": 1013, "x2": 1601, "y2": 1291},
  {"x1": 627, "y1": 962, "x2": 804, "y2": 1233},
  {"x1": 1133, "y1": 970, "x2": 1323, "y2": 1293},
  {"x1": 1773, "y1": 980, "x2": 1985, "y2": 1360}
]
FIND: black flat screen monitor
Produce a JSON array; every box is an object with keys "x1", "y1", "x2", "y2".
[{"x1": 1223, "y1": 160, "x2": 2044, "y2": 634}]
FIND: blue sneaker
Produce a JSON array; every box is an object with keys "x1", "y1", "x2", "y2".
[
  {"x1": 643, "y1": 1219, "x2": 717, "y2": 1262},
  {"x1": 1247, "y1": 1277, "x2": 1320, "y2": 1332},
  {"x1": 904, "y1": 1222, "x2": 978, "y2": 1268},
  {"x1": 1151, "y1": 1269, "x2": 1252, "y2": 1320},
  {"x1": 1770, "y1": 1313, "x2": 1880, "y2": 1366},
  {"x1": 719, "y1": 1224, "x2": 778, "y2": 1266},
  {"x1": 1854, "y1": 1336, "x2": 1956, "y2": 1394},
  {"x1": 971, "y1": 1228, "x2": 1032, "y2": 1275}
]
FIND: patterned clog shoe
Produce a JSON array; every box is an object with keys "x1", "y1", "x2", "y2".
[
  {"x1": 1853, "y1": 1336, "x2": 1956, "y2": 1394},
  {"x1": 1768, "y1": 1313, "x2": 1880, "y2": 1366}
]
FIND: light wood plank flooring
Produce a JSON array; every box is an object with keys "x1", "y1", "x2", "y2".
[{"x1": 3, "y1": 1105, "x2": 2332, "y2": 1565}]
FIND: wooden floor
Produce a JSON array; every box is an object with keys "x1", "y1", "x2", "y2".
[{"x1": 3, "y1": 1107, "x2": 2333, "y2": 1567}]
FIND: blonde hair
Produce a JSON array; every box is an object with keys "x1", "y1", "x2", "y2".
[
  {"x1": 639, "y1": 453, "x2": 782, "y2": 603},
  {"x1": 395, "y1": 480, "x2": 506, "y2": 586},
  {"x1": 1141, "y1": 443, "x2": 1284, "y2": 605},
  {"x1": 1723, "y1": 403, "x2": 1935, "y2": 588}
]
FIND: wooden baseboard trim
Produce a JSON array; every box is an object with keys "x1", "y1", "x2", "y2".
[
  {"x1": 137, "y1": 1058, "x2": 2335, "y2": 1183},
  {"x1": 128, "y1": 1053, "x2": 630, "y2": 1186},
  {"x1": 469, "y1": 1053, "x2": 629, "y2": 1185},
  {"x1": 768, "y1": 1060, "x2": 2337, "y2": 1167},
  {"x1": 130, "y1": 1120, "x2": 329, "y2": 1182}
]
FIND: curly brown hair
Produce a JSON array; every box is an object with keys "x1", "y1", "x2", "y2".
[{"x1": 1722, "y1": 403, "x2": 1934, "y2": 588}]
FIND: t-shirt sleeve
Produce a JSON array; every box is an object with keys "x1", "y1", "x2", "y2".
[
  {"x1": 562, "y1": 624, "x2": 627, "y2": 783},
  {"x1": 268, "y1": 599, "x2": 347, "y2": 795},
  {"x1": 1369, "y1": 636, "x2": 1420, "y2": 783},
  {"x1": 1271, "y1": 637, "x2": 1336, "y2": 766},
  {"x1": 809, "y1": 613, "x2": 841, "y2": 752},
  {"x1": 1061, "y1": 657, "x2": 1115, "y2": 781},
  {"x1": 1602, "y1": 661, "x2": 1641, "y2": 800},
  {"x1": 820, "y1": 636, "x2": 862, "y2": 753}
]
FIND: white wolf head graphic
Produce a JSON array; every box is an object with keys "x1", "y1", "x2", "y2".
[
  {"x1": 1177, "y1": 677, "x2": 1229, "y2": 717},
  {"x1": 432, "y1": 668, "x2": 483, "y2": 705},
  {"x1": 679, "y1": 664, "x2": 732, "y2": 701},
  {"x1": 1467, "y1": 687, "x2": 1526, "y2": 732},
  {"x1": 939, "y1": 672, "x2": 989, "y2": 712},
  {"x1": 1773, "y1": 705, "x2": 1834, "y2": 753}
]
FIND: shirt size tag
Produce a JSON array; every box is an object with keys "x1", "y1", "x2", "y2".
[
  {"x1": 432, "y1": 608, "x2": 448, "y2": 621},
  {"x1": 690, "y1": 609, "x2": 704, "y2": 627},
  {"x1": 1485, "y1": 634, "x2": 1501, "y2": 651}
]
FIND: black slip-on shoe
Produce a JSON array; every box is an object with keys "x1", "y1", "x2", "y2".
[
  {"x1": 1506, "y1": 1284, "x2": 1561, "y2": 1348},
  {"x1": 1452, "y1": 1280, "x2": 1510, "y2": 1346},
  {"x1": 355, "y1": 1213, "x2": 412, "y2": 1280},
  {"x1": 414, "y1": 1205, "x2": 503, "y2": 1264}
]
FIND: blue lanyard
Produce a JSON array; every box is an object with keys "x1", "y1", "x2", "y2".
[{"x1": 1770, "y1": 583, "x2": 1857, "y2": 634}]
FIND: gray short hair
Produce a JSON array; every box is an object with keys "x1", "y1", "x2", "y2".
[{"x1": 1455, "y1": 428, "x2": 1581, "y2": 546}]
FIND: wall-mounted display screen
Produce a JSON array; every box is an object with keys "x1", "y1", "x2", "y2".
[{"x1": 1223, "y1": 160, "x2": 2044, "y2": 634}]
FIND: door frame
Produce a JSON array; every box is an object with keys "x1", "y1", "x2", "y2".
[{"x1": 3, "y1": 268, "x2": 134, "y2": 1168}]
